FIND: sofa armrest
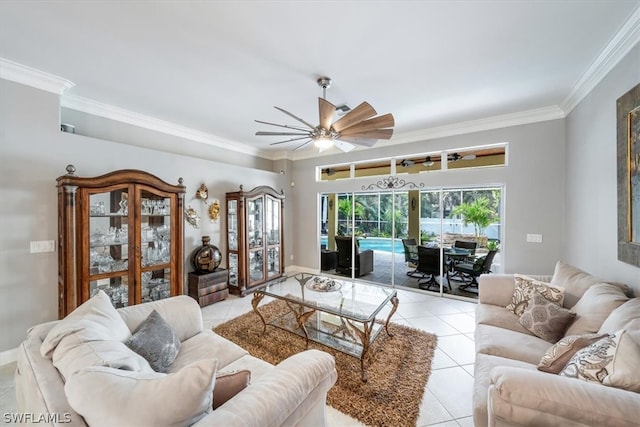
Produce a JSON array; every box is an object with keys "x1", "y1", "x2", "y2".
[
  {"x1": 478, "y1": 275, "x2": 517, "y2": 306},
  {"x1": 194, "y1": 349, "x2": 337, "y2": 427},
  {"x1": 478, "y1": 274, "x2": 552, "y2": 307},
  {"x1": 488, "y1": 366, "x2": 640, "y2": 427}
]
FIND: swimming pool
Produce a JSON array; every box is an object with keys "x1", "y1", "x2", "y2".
[{"x1": 321, "y1": 237, "x2": 405, "y2": 254}]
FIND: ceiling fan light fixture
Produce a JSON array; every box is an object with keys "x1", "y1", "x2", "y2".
[
  {"x1": 313, "y1": 135, "x2": 334, "y2": 149},
  {"x1": 423, "y1": 156, "x2": 434, "y2": 167}
]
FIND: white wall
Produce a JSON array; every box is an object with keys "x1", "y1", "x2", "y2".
[
  {"x1": 0, "y1": 79, "x2": 288, "y2": 352},
  {"x1": 290, "y1": 119, "x2": 567, "y2": 276},
  {"x1": 565, "y1": 43, "x2": 640, "y2": 292}
]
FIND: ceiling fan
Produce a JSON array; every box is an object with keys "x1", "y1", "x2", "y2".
[{"x1": 255, "y1": 77, "x2": 395, "y2": 152}]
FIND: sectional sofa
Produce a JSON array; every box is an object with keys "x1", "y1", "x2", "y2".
[
  {"x1": 473, "y1": 261, "x2": 640, "y2": 426},
  {"x1": 15, "y1": 293, "x2": 337, "y2": 427}
]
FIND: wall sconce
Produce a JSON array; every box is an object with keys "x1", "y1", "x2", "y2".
[
  {"x1": 328, "y1": 199, "x2": 334, "y2": 210},
  {"x1": 411, "y1": 197, "x2": 417, "y2": 211}
]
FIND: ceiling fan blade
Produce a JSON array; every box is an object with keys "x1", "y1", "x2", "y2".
[
  {"x1": 337, "y1": 137, "x2": 379, "y2": 147},
  {"x1": 318, "y1": 97, "x2": 336, "y2": 131},
  {"x1": 293, "y1": 140, "x2": 312, "y2": 151},
  {"x1": 333, "y1": 140, "x2": 355, "y2": 152},
  {"x1": 331, "y1": 102, "x2": 377, "y2": 132},
  {"x1": 339, "y1": 129, "x2": 394, "y2": 141},
  {"x1": 256, "y1": 131, "x2": 310, "y2": 136},
  {"x1": 274, "y1": 106, "x2": 316, "y2": 130},
  {"x1": 269, "y1": 136, "x2": 312, "y2": 145},
  {"x1": 255, "y1": 120, "x2": 310, "y2": 132},
  {"x1": 338, "y1": 113, "x2": 395, "y2": 136}
]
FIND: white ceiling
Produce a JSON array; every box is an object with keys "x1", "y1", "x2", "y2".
[{"x1": 1, "y1": 1, "x2": 639, "y2": 160}]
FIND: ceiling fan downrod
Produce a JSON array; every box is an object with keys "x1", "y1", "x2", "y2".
[{"x1": 317, "y1": 77, "x2": 332, "y2": 99}]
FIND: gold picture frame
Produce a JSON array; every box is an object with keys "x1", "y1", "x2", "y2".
[{"x1": 617, "y1": 83, "x2": 640, "y2": 266}]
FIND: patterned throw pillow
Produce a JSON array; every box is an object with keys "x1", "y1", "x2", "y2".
[
  {"x1": 560, "y1": 329, "x2": 640, "y2": 392},
  {"x1": 126, "y1": 310, "x2": 181, "y2": 373},
  {"x1": 538, "y1": 333, "x2": 605, "y2": 374},
  {"x1": 506, "y1": 274, "x2": 565, "y2": 316},
  {"x1": 519, "y1": 291, "x2": 576, "y2": 343}
]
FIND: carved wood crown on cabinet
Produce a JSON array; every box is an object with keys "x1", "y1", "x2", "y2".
[
  {"x1": 226, "y1": 185, "x2": 285, "y2": 296},
  {"x1": 56, "y1": 165, "x2": 185, "y2": 318}
]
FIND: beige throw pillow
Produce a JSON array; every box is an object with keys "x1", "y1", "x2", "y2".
[
  {"x1": 538, "y1": 333, "x2": 605, "y2": 374},
  {"x1": 41, "y1": 290, "x2": 132, "y2": 358},
  {"x1": 564, "y1": 283, "x2": 629, "y2": 336},
  {"x1": 506, "y1": 274, "x2": 565, "y2": 316},
  {"x1": 65, "y1": 358, "x2": 218, "y2": 427},
  {"x1": 213, "y1": 370, "x2": 251, "y2": 409},
  {"x1": 559, "y1": 329, "x2": 640, "y2": 392},
  {"x1": 519, "y1": 291, "x2": 576, "y2": 343}
]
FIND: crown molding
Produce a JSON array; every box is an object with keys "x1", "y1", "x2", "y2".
[
  {"x1": 61, "y1": 94, "x2": 262, "y2": 157},
  {"x1": 560, "y1": 5, "x2": 640, "y2": 114},
  {"x1": 0, "y1": 58, "x2": 74, "y2": 94},
  {"x1": 282, "y1": 105, "x2": 565, "y2": 161}
]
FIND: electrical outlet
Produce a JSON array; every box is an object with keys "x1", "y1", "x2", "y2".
[
  {"x1": 30, "y1": 240, "x2": 56, "y2": 253},
  {"x1": 526, "y1": 234, "x2": 543, "y2": 243},
  {"x1": 290, "y1": 254, "x2": 294, "y2": 261}
]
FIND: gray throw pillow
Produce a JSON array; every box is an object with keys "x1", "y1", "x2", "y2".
[{"x1": 126, "y1": 310, "x2": 181, "y2": 373}]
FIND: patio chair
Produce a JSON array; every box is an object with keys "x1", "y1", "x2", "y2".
[
  {"x1": 453, "y1": 240, "x2": 477, "y2": 262},
  {"x1": 402, "y1": 238, "x2": 420, "y2": 277},
  {"x1": 416, "y1": 246, "x2": 450, "y2": 291},
  {"x1": 448, "y1": 250, "x2": 497, "y2": 291},
  {"x1": 334, "y1": 236, "x2": 374, "y2": 277}
]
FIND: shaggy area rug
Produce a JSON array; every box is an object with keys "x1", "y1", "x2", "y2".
[{"x1": 213, "y1": 300, "x2": 437, "y2": 427}]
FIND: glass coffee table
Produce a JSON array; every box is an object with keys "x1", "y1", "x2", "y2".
[{"x1": 251, "y1": 273, "x2": 399, "y2": 382}]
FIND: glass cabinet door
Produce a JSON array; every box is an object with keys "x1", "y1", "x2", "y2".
[
  {"x1": 139, "y1": 189, "x2": 172, "y2": 303},
  {"x1": 265, "y1": 196, "x2": 280, "y2": 245},
  {"x1": 247, "y1": 196, "x2": 264, "y2": 284},
  {"x1": 228, "y1": 200, "x2": 238, "y2": 251},
  {"x1": 88, "y1": 188, "x2": 131, "y2": 308}
]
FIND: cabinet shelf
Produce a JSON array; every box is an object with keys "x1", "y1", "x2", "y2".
[{"x1": 57, "y1": 166, "x2": 185, "y2": 318}]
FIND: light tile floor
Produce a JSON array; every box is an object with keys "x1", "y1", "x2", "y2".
[{"x1": 0, "y1": 281, "x2": 477, "y2": 427}]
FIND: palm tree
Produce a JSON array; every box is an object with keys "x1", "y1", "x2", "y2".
[{"x1": 450, "y1": 198, "x2": 497, "y2": 237}]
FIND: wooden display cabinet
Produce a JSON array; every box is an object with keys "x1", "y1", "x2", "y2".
[
  {"x1": 225, "y1": 185, "x2": 284, "y2": 296},
  {"x1": 56, "y1": 165, "x2": 185, "y2": 318}
]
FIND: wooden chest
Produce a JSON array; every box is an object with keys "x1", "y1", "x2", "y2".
[{"x1": 188, "y1": 269, "x2": 229, "y2": 307}]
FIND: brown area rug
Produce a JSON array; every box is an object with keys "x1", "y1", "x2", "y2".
[{"x1": 213, "y1": 300, "x2": 437, "y2": 427}]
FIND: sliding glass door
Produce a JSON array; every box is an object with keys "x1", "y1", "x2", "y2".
[{"x1": 319, "y1": 186, "x2": 502, "y2": 299}]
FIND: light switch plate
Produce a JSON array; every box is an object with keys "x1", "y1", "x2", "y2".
[
  {"x1": 526, "y1": 234, "x2": 543, "y2": 243},
  {"x1": 30, "y1": 240, "x2": 56, "y2": 253}
]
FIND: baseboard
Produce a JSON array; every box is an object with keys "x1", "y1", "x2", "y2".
[
  {"x1": 0, "y1": 348, "x2": 17, "y2": 366},
  {"x1": 285, "y1": 265, "x2": 318, "y2": 275}
]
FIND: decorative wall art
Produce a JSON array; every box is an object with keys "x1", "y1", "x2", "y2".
[{"x1": 617, "y1": 83, "x2": 640, "y2": 267}]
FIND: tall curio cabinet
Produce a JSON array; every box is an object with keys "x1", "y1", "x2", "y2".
[
  {"x1": 226, "y1": 185, "x2": 284, "y2": 296},
  {"x1": 57, "y1": 165, "x2": 185, "y2": 318}
]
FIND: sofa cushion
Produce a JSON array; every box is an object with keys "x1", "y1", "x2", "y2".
[
  {"x1": 476, "y1": 304, "x2": 533, "y2": 335},
  {"x1": 537, "y1": 333, "x2": 605, "y2": 374},
  {"x1": 169, "y1": 330, "x2": 248, "y2": 373},
  {"x1": 599, "y1": 298, "x2": 640, "y2": 334},
  {"x1": 65, "y1": 358, "x2": 217, "y2": 427},
  {"x1": 52, "y1": 336, "x2": 153, "y2": 382},
  {"x1": 213, "y1": 370, "x2": 251, "y2": 409},
  {"x1": 41, "y1": 290, "x2": 131, "y2": 358},
  {"x1": 549, "y1": 261, "x2": 620, "y2": 308},
  {"x1": 475, "y1": 324, "x2": 551, "y2": 364},
  {"x1": 518, "y1": 291, "x2": 576, "y2": 343},
  {"x1": 564, "y1": 283, "x2": 628, "y2": 336},
  {"x1": 126, "y1": 310, "x2": 181, "y2": 373},
  {"x1": 559, "y1": 329, "x2": 640, "y2": 392},
  {"x1": 506, "y1": 275, "x2": 564, "y2": 316}
]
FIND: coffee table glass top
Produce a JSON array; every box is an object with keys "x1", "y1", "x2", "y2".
[{"x1": 258, "y1": 273, "x2": 396, "y2": 323}]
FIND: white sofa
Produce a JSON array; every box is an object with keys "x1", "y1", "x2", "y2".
[
  {"x1": 15, "y1": 293, "x2": 338, "y2": 427},
  {"x1": 473, "y1": 261, "x2": 640, "y2": 427}
]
